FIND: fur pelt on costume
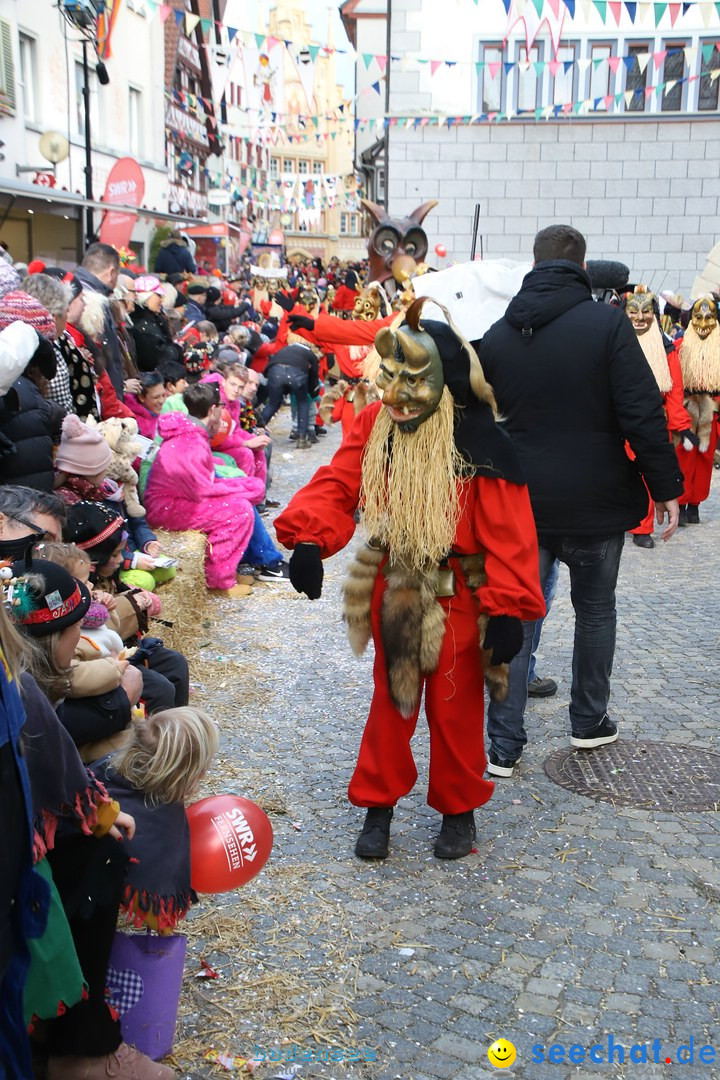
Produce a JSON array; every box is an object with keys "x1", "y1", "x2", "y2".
[
  {"x1": 685, "y1": 393, "x2": 718, "y2": 453},
  {"x1": 458, "y1": 554, "x2": 510, "y2": 702},
  {"x1": 319, "y1": 379, "x2": 349, "y2": 426},
  {"x1": 318, "y1": 379, "x2": 381, "y2": 426},
  {"x1": 380, "y1": 564, "x2": 446, "y2": 718},
  {"x1": 88, "y1": 415, "x2": 145, "y2": 517},
  {"x1": 352, "y1": 380, "x2": 380, "y2": 414},
  {"x1": 342, "y1": 543, "x2": 384, "y2": 656},
  {"x1": 342, "y1": 544, "x2": 510, "y2": 715}
]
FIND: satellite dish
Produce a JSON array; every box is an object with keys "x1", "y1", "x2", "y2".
[{"x1": 39, "y1": 131, "x2": 70, "y2": 165}]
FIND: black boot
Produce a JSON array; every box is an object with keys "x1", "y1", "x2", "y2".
[
  {"x1": 434, "y1": 811, "x2": 476, "y2": 859},
  {"x1": 686, "y1": 503, "x2": 700, "y2": 524},
  {"x1": 678, "y1": 505, "x2": 688, "y2": 527},
  {"x1": 355, "y1": 807, "x2": 393, "y2": 859},
  {"x1": 632, "y1": 533, "x2": 654, "y2": 549}
]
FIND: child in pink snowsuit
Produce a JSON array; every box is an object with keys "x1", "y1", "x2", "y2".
[
  {"x1": 201, "y1": 361, "x2": 269, "y2": 486},
  {"x1": 144, "y1": 385, "x2": 264, "y2": 591}
]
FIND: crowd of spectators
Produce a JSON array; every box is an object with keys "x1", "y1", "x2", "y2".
[{"x1": 0, "y1": 235, "x2": 377, "y2": 1079}]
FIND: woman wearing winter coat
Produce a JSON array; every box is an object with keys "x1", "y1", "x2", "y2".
[{"x1": 128, "y1": 276, "x2": 183, "y2": 372}]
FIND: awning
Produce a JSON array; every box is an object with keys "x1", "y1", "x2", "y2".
[{"x1": 0, "y1": 177, "x2": 209, "y2": 226}]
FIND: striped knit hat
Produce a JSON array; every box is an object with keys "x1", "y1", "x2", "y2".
[{"x1": 0, "y1": 290, "x2": 56, "y2": 337}]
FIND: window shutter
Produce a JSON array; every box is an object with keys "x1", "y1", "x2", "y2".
[{"x1": 0, "y1": 18, "x2": 16, "y2": 116}]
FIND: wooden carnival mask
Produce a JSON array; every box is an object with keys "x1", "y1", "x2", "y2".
[
  {"x1": 691, "y1": 296, "x2": 718, "y2": 340},
  {"x1": 361, "y1": 198, "x2": 438, "y2": 291},
  {"x1": 624, "y1": 288, "x2": 656, "y2": 336},
  {"x1": 374, "y1": 323, "x2": 444, "y2": 432}
]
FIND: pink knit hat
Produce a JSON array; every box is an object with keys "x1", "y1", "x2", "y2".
[
  {"x1": 56, "y1": 415, "x2": 112, "y2": 477},
  {"x1": 81, "y1": 601, "x2": 110, "y2": 630},
  {"x1": 0, "y1": 290, "x2": 56, "y2": 337}
]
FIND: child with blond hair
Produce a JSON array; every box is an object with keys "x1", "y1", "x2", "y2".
[{"x1": 91, "y1": 707, "x2": 219, "y2": 931}]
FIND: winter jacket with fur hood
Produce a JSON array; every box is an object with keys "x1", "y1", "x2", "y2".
[{"x1": 477, "y1": 260, "x2": 684, "y2": 536}]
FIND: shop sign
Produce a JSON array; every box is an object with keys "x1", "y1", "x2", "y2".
[{"x1": 99, "y1": 157, "x2": 145, "y2": 249}]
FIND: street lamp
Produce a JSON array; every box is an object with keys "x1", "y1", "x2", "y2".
[{"x1": 60, "y1": 0, "x2": 109, "y2": 245}]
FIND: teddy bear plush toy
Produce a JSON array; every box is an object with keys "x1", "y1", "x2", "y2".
[{"x1": 88, "y1": 415, "x2": 146, "y2": 518}]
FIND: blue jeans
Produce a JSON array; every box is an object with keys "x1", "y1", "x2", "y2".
[
  {"x1": 261, "y1": 365, "x2": 309, "y2": 436},
  {"x1": 486, "y1": 533, "x2": 625, "y2": 760},
  {"x1": 241, "y1": 509, "x2": 282, "y2": 568},
  {"x1": 527, "y1": 558, "x2": 560, "y2": 684}
]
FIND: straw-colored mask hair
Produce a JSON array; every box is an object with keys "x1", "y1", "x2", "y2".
[
  {"x1": 359, "y1": 298, "x2": 494, "y2": 574},
  {"x1": 625, "y1": 290, "x2": 672, "y2": 394},
  {"x1": 681, "y1": 296, "x2": 720, "y2": 392}
]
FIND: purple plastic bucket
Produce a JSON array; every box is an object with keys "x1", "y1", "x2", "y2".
[{"x1": 107, "y1": 932, "x2": 187, "y2": 1060}]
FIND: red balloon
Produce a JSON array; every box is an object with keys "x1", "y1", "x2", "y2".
[
  {"x1": 434, "y1": 243, "x2": 447, "y2": 258},
  {"x1": 210, "y1": 408, "x2": 234, "y2": 448},
  {"x1": 187, "y1": 795, "x2": 273, "y2": 893}
]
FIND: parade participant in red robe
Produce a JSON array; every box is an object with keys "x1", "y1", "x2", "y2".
[
  {"x1": 275, "y1": 300, "x2": 545, "y2": 861},
  {"x1": 621, "y1": 287, "x2": 692, "y2": 548},
  {"x1": 677, "y1": 294, "x2": 720, "y2": 524}
]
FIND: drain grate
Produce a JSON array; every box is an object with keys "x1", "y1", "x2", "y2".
[{"x1": 543, "y1": 739, "x2": 720, "y2": 812}]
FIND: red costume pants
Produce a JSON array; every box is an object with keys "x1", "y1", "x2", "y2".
[
  {"x1": 348, "y1": 560, "x2": 495, "y2": 815},
  {"x1": 675, "y1": 422, "x2": 719, "y2": 506}
]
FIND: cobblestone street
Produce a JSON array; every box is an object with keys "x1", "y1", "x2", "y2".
[{"x1": 176, "y1": 410, "x2": 720, "y2": 1080}]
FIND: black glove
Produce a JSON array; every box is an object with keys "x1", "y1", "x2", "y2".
[
  {"x1": 677, "y1": 429, "x2": 700, "y2": 448},
  {"x1": 482, "y1": 615, "x2": 523, "y2": 665},
  {"x1": 289, "y1": 543, "x2": 324, "y2": 600},
  {"x1": 288, "y1": 314, "x2": 315, "y2": 333},
  {"x1": 274, "y1": 291, "x2": 294, "y2": 313}
]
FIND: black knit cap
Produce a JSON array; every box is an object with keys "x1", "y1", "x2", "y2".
[
  {"x1": 42, "y1": 266, "x2": 83, "y2": 301},
  {"x1": 63, "y1": 501, "x2": 125, "y2": 559},
  {"x1": 9, "y1": 558, "x2": 91, "y2": 637}
]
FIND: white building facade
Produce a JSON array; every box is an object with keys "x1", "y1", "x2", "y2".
[
  {"x1": 387, "y1": 0, "x2": 720, "y2": 295},
  {"x1": 0, "y1": 0, "x2": 170, "y2": 265}
]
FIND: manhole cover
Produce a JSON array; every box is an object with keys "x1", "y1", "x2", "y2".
[{"x1": 543, "y1": 740, "x2": 720, "y2": 811}]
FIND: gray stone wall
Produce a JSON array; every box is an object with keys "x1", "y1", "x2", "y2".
[{"x1": 388, "y1": 118, "x2": 720, "y2": 296}]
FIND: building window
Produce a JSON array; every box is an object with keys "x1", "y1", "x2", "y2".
[
  {"x1": 698, "y1": 43, "x2": 720, "y2": 111},
  {"x1": 282, "y1": 157, "x2": 293, "y2": 173},
  {"x1": 129, "y1": 86, "x2": 143, "y2": 156},
  {"x1": 340, "y1": 213, "x2": 360, "y2": 236},
  {"x1": 298, "y1": 159, "x2": 309, "y2": 174},
  {"x1": 516, "y1": 44, "x2": 542, "y2": 113},
  {"x1": 312, "y1": 160, "x2": 322, "y2": 175},
  {"x1": 478, "y1": 42, "x2": 504, "y2": 113},
  {"x1": 75, "y1": 60, "x2": 100, "y2": 137},
  {"x1": 661, "y1": 44, "x2": 686, "y2": 111},
  {"x1": 553, "y1": 43, "x2": 577, "y2": 105},
  {"x1": 625, "y1": 42, "x2": 650, "y2": 112},
  {"x1": 589, "y1": 43, "x2": 613, "y2": 109},
  {"x1": 376, "y1": 166, "x2": 386, "y2": 204},
  {"x1": 0, "y1": 17, "x2": 16, "y2": 116},
  {"x1": 269, "y1": 157, "x2": 279, "y2": 178},
  {"x1": 18, "y1": 32, "x2": 37, "y2": 123}
]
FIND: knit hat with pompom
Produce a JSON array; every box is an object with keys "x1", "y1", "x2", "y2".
[
  {"x1": 81, "y1": 600, "x2": 110, "y2": 630},
  {"x1": 55, "y1": 414, "x2": 112, "y2": 477}
]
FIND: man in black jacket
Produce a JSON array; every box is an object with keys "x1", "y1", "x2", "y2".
[
  {"x1": 477, "y1": 225, "x2": 683, "y2": 776},
  {"x1": 153, "y1": 230, "x2": 197, "y2": 276},
  {"x1": 261, "y1": 344, "x2": 319, "y2": 448}
]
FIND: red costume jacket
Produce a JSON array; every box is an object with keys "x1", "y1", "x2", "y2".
[
  {"x1": 294, "y1": 311, "x2": 396, "y2": 380},
  {"x1": 275, "y1": 402, "x2": 545, "y2": 622}
]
